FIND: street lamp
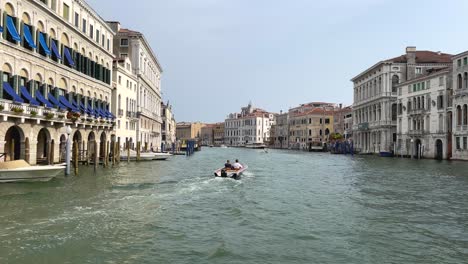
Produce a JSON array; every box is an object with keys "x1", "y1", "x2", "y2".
[{"x1": 65, "y1": 125, "x2": 72, "y2": 175}]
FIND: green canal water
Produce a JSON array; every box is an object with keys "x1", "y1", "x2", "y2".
[{"x1": 1, "y1": 148, "x2": 468, "y2": 264}]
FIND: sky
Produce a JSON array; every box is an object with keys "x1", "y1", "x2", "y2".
[{"x1": 88, "y1": 0, "x2": 468, "y2": 123}]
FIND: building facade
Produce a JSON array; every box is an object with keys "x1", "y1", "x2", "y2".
[
  {"x1": 213, "y1": 123, "x2": 224, "y2": 146},
  {"x1": 396, "y1": 68, "x2": 452, "y2": 159},
  {"x1": 112, "y1": 57, "x2": 137, "y2": 149},
  {"x1": 176, "y1": 122, "x2": 204, "y2": 141},
  {"x1": 352, "y1": 47, "x2": 451, "y2": 154},
  {"x1": 108, "y1": 22, "x2": 163, "y2": 151},
  {"x1": 451, "y1": 51, "x2": 468, "y2": 160},
  {"x1": 224, "y1": 103, "x2": 274, "y2": 146},
  {"x1": 288, "y1": 109, "x2": 334, "y2": 150},
  {"x1": 0, "y1": 0, "x2": 116, "y2": 165},
  {"x1": 200, "y1": 124, "x2": 214, "y2": 146},
  {"x1": 161, "y1": 101, "x2": 176, "y2": 150},
  {"x1": 272, "y1": 111, "x2": 289, "y2": 149}
]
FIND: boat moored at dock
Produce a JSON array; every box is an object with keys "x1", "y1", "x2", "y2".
[{"x1": 0, "y1": 160, "x2": 65, "y2": 183}]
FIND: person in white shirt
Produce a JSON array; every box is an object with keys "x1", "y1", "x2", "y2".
[{"x1": 232, "y1": 159, "x2": 243, "y2": 170}]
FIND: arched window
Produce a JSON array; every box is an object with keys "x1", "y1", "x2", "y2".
[
  {"x1": 465, "y1": 72, "x2": 468, "y2": 89},
  {"x1": 392, "y1": 75, "x2": 399, "y2": 93},
  {"x1": 464, "y1": 105, "x2": 468, "y2": 125},
  {"x1": 421, "y1": 96, "x2": 425, "y2": 109},
  {"x1": 457, "y1": 105, "x2": 462, "y2": 126},
  {"x1": 458, "y1": 74, "x2": 463, "y2": 89},
  {"x1": 19, "y1": 69, "x2": 29, "y2": 87},
  {"x1": 118, "y1": 94, "x2": 121, "y2": 110}
]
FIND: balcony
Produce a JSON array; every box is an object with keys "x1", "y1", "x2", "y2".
[
  {"x1": 408, "y1": 129, "x2": 426, "y2": 136},
  {"x1": 454, "y1": 88, "x2": 468, "y2": 97},
  {"x1": 118, "y1": 109, "x2": 124, "y2": 117},
  {"x1": 408, "y1": 108, "x2": 429, "y2": 116},
  {"x1": 0, "y1": 99, "x2": 114, "y2": 129}
]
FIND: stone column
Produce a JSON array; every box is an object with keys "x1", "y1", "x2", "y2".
[{"x1": 28, "y1": 139, "x2": 38, "y2": 165}]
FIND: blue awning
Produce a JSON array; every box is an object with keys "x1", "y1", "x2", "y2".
[
  {"x1": 47, "y1": 93, "x2": 67, "y2": 110},
  {"x1": 64, "y1": 48, "x2": 75, "y2": 66},
  {"x1": 20, "y1": 86, "x2": 39, "y2": 106},
  {"x1": 23, "y1": 24, "x2": 37, "y2": 49},
  {"x1": 38, "y1": 33, "x2": 51, "y2": 55},
  {"x1": 59, "y1": 95, "x2": 78, "y2": 112},
  {"x1": 3, "y1": 82, "x2": 24, "y2": 103},
  {"x1": 6, "y1": 16, "x2": 21, "y2": 42},
  {"x1": 87, "y1": 102, "x2": 94, "y2": 115},
  {"x1": 0, "y1": 26, "x2": 3, "y2": 33},
  {"x1": 80, "y1": 102, "x2": 90, "y2": 114},
  {"x1": 106, "y1": 109, "x2": 116, "y2": 119},
  {"x1": 51, "y1": 40, "x2": 62, "y2": 60},
  {"x1": 35, "y1": 91, "x2": 54, "y2": 108},
  {"x1": 69, "y1": 97, "x2": 80, "y2": 109}
]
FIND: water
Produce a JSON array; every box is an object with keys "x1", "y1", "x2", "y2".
[{"x1": 1, "y1": 148, "x2": 468, "y2": 264}]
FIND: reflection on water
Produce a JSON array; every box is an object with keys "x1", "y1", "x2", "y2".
[{"x1": 1, "y1": 148, "x2": 468, "y2": 264}]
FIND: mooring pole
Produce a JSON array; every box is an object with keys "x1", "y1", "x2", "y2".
[{"x1": 65, "y1": 126, "x2": 71, "y2": 175}]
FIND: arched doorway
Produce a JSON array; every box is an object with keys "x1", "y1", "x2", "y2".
[
  {"x1": 36, "y1": 128, "x2": 51, "y2": 164},
  {"x1": 4, "y1": 126, "x2": 24, "y2": 161},
  {"x1": 59, "y1": 135, "x2": 67, "y2": 162},
  {"x1": 414, "y1": 139, "x2": 422, "y2": 159},
  {"x1": 435, "y1": 139, "x2": 443, "y2": 160},
  {"x1": 100, "y1": 132, "x2": 107, "y2": 159},
  {"x1": 88, "y1": 132, "x2": 96, "y2": 162}
]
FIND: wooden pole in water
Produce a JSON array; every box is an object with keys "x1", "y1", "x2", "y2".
[
  {"x1": 136, "y1": 141, "x2": 141, "y2": 162},
  {"x1": 73, "y1": 141, "x2": 79, "y2": 175},
  {"x1": 10, "y1": 139, "x2": 15, "y2": 161},
  {"x1": 87, "y1": 141, "x2": 91, "y2": 166},
  {"x1": 127, "y1": 143, "x2": 130, "y2": 163},
  {"x1": 94, "y1": 140, "x2": 98, "y2": 171},
  {"x1": 106, "y1": 141, "x2": 110, "y2": 168}
]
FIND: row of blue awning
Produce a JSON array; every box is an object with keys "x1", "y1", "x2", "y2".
[
  {"x1": 4, "y1": 15, "x2": 74, "y2": 65},
  {"x1": 2, "y1": 82, "x2": 115, "y2": 119}
]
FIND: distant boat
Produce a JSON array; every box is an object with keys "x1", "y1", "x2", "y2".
[
  {"x1": 152, "y1": 152, "x2": 173, "y2": 160},
  {"x1": 245, "y1": 143, "x2": 266, "y2": 149},
  {"x1": 0, "y1": 160, "x2": 65, "y2": 183},
  {"x1": 120, "y1": 150, "x2": 156, "y2": 161},
  {"x1": 214, "y1": 164, "x2": 248, "y2": 180},
  {"x1": 379, "y1": 151, "x2": 394, "y2": 157},
  {"x1": 220, "y1": 144, "x2": 228, "y2": 148}
]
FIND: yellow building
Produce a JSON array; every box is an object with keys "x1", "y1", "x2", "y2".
[
  {"x1": 289, "y1": 109, "x2": 334, "y2": 150},
  {"x1": 176, "y1": 122, "x2": 204, "y2": 141}
]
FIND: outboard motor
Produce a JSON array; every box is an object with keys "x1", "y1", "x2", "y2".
[{"x1": 221, "y1": 169, "x2": 227, "y2": 177}]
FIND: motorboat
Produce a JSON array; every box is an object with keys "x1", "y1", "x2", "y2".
[
  {"x1": 152, "y1": 152, "x2": 173, "y2": 160},
  {"x1": 245, "y1": 143, "x2": 266, "y2": 149},
  {"x1": 220, "y1": 144, "x2": 228, "y2": 148},
  {"x1": 214, "y1": 164, "x2": 248, "y2": 180},
  {"x1": 0, "y1": 160, "x2": 65, "y2": 183},
  {"x1": 120, "y1": 149, "x2": 155, "y2": 161}
]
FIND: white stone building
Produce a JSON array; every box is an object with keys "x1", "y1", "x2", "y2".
[
  {"x1": 161, "y1": 101, "x2": 176, "y2": 150},
  {"x1": 451, "y1": 51, "x2": 468, "y2": 160},
  {"x1": 396, "y1": 68, "x2": 452, "y2": 159},
  {"x1": 352, "y1": 47, "x2": 451, "y2": 155},
  {"x1": 108, "y1": 22, "x2": 163, "y2": 151},
  {"x1": 224, "y1": 103, "x2": 275, "y2": 146},
  {"x1": 112, "y1": 57, "x2": 138, "y2": 149},
  {"x1": 0, "y1": 0, "x2": 115, "y2": 165}
]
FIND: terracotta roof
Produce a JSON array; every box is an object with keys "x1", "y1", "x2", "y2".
[
  {"x1": 291, "y1": 108, "x2": 334, "y2": 117},
  {"x1": 119, "y1": 28, "x2": 141, "y2": 34},
  {"x1": 385, "y1": 51, "x2": 452, "y2": 64}
]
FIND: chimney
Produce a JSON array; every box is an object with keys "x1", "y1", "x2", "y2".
[
  {"x1": 107, "y1": 21, "x2": 121, "y2": 33},
  {"x1": 406, "y1": 46, "x2": 417, "y2": 69},
  {"x1": 339, "y1": 103, "x2": 343, "y2": 109}
]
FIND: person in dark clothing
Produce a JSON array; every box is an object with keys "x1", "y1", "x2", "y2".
[{"x1": 224, "y1": 160, "x2": 232, "y2": 169}]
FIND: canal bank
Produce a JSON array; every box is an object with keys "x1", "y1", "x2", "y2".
[{"x1": 1, "y1": 148, "x2": 468, "y2": 264}]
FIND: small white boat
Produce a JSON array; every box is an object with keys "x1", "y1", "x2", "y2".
[
  {"x1": 0, "y1": 160, "x2": 65, "y2": 183},
  {"x1": 220, "y1": 144, "x2": 228, "y2": 148},
  {"x1": 152, "y1": 152, "x2": 173, "y2": 160},
  {"x1": 245, "y1": 143, "x2": 266, "y2": 149},
  {"x1": 120, "y1": 150, "x2": 155, "y2": 161},
  {"x1": 214, "y1": 164, "x2": 248, "y2": 180}
]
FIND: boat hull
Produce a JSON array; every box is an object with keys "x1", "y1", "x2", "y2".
[
  {"x1": 151, "y1": 153, "x2": 173, "y2": 160},
  {"x1": 0, "y1": 165, "x2": 65, "y2": 183},
  {"x1": 214, "y1": 165, "x2": 248, "y2": 180}
]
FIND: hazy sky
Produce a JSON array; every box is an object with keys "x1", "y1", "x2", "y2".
[{"x1": 88, "y1": 0, "x2": 468, "y2": 123}]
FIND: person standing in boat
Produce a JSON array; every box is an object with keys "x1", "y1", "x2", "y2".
[{"x1": 232, "y1": 159, "x2": 243, "y2": 170}]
